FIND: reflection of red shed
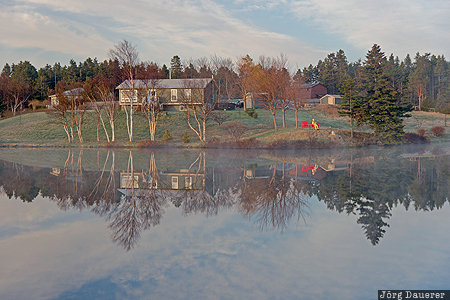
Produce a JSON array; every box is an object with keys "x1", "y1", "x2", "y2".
[{"x1": 299, "y1": 82, "x2": 327, "y2": 105}]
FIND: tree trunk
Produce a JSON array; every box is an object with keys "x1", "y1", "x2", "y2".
[
  {"x1": 271, "y1": 111, "x2": 277, "y2": 130},
  {"x1": 130, "y1": 106, "x2": 133, "y2": 142},
  {"x1": 295, "y1": 109, "x2": 299, "y2": 128},
  {"x1": 64, "y1": 125, "x2": 71, "y2": 143},
  {"x1": 111, "y1": 121, "x2": 115, "y2": 142},
  {"x1": 99, "y1": 113, "x2": 110, "y2": 143},
  {"x1": 202, "y1": 118, "x2": 206, "y2": 143},
  {"x1": 351, "y1": 117, "x2": 354, "y2": 138},
  {"x1": 96, "y1": 114, "x2": 100, "y2": 142}
]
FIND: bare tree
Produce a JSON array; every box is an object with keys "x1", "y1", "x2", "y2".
[
  {"x1": 289, "y1": 77, "x2": 306, "y2": 128},
  {"x1": 257, "y1": 55, "x2": 289, "y2": 130},
  {"x1": 210, "y1": 55, "x2": 237, "y2": 104},
  {"x1": 181, "y1": 79, "x2": 216, "y2": 143},
  {"x1": 50, "y1": 82, "x2": 86, "y2": 143},
  {"x1": 237, "y1": 55, "x2": 258, "y2": 111},
  {"x1": 110, "y1": 40, "x2": 139, "y2": 142},
  {"x1": 224, "y1": 121, "x2": 247, "y2": 141},
  {"x1": 139, "y1": 63, "x2": 162, "y2": 141},
  {"x1": 85, "y1": 80, "x2": 117, "y2": 143},
  {"x1": 98, "y1": 83, "x2": 117, "y2": 142}
]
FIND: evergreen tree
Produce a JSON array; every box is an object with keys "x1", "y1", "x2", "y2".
[
  {"x1": 2, "y1": 63, "x2": 11, "y2": 76},
  {"x1": 360, "y1": 44, "x2": 412, "y2": 144},
  {"x1": 339, "y1": 78, "x2": 364, "y2": 138},
  {"x1": 409, "y1": 53, "x2": 432, "y2": 110},
  {"x1": 161, "y1": 64, "x2": 169, "y2": 79},
  {"x1": 170, "y1": 55, "x2": 182, "y2": 79}
]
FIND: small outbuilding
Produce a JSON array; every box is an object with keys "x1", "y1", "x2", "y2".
[{"x1": 320, "y1": 94, "x2": 343, "y2": 105}]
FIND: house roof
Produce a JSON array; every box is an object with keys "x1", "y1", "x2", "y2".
[
  {"x1": 321, "y1": 94, "x2": 342, "y2": 99},
  {"x1": 300, "y1": 82, "x2": 323, "y2": 89},
  {"x1": 116, "y1": 78, "x2": 213, "y2": 89},
  {"x1": 49, "y1": 87, "x2": 84, "y2": 98}
]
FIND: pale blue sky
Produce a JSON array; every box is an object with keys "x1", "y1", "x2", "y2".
[{"x1": 1, "y1": 0, "x2": 449, "y2": 70}]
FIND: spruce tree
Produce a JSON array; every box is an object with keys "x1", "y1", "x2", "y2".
[
  {"x1": 361, "y1": 44, "x2": 412, "y2": 144},
  {"x1": 170, "y1": 55, "x2": 182, "y2": 79}
]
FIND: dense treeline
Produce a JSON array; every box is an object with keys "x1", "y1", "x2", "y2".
[
  {"x1": 299, "y1": 50, "x2": 450, "y2": 112},
  {"x1": 0, "y1": 45, "x2": 448, "y2": 116}
]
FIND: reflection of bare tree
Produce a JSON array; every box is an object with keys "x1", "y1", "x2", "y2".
[
  {"x1": 89, "y1": 151, "x2": 117, "y2": 216},
  {"x1": 107, "y1": 151, "x2": 167, "y2": 251},
  {"x1": 53, "y1": 149, "x2": 87, "y2": 211},
  {"x1": 239, "y1": 162, "x2": 309, "y2": 231}
]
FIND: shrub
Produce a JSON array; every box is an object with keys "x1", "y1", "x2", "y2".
[
  {"x1": 403, "y1": 133, "x2": 429, "y2": 144},
  {"x1": 417, "y1": 129, "x2": 426, "y2": 137},
  {"x1": 104, "y1": 142, "x2": 116, "y2": 148},
  {"x1": 205, "y1": 137, "x2": 259, "y2": 149},
  {"x1": 210, "y1": 111, "x2": 229, "y2": 125},
  {"x1": 182, "y1": 132, "x2": 190, "y2": 143},
  {"x1": 314, "y1": 104, "x2": 339, "y2": 117},
  {"x1": 224, "y1": 121, "x2": 247, "y2": 141},
  {"x1": 162, "y1": 129, "x2": 172, "y2": 141},
  {"x1": 245, "y1": 109, "x2": 258, "y2": 119},
  {"x1": 431, "y1": 126, "x2": 445, "y2": 137},
  {"x1": 137, "y1": 141, "x2": 165, "y2": 148}
]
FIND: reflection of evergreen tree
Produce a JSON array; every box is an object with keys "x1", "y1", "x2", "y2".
[
  {"x1": 316, "y1": 151, "x2": 417, "y2": 245},
  {"x1": 409, "y1": 156, "x2": 449, "y2": 210}
]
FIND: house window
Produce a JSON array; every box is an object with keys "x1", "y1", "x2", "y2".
[
  {"x1": 120, "y1": 89, "x2": 138, "y2": 104},
  {"x1": 171, "y1": 89, "x2": 177, "y2": 102},
  {"x1": 171, "y1": 176, "x2": 179, "y2": 189},
  {"x1": 151, "y1": 89, "x2": 157, "y2": 98},
  {"x1": 185, "y1": 176, "x2": 192, "y2": 189},
  {"x1": 121, "y1": 173, "x2": 139, "y2": 189},
  {"x1": 184, "y1": 89, "x2": 192, "y2": 100}
]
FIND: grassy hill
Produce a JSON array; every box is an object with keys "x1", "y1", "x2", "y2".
[{"x1": 0, "y1": 108, "x2": 448, "y2": 147}]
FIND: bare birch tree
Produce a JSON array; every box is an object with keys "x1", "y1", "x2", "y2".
[
  {"x1": 139, "y1": 63, "x2": 162, "y2": 141},
  {"x1": 110, "y1": 40, "x2": 139, "y2": 142},
  {"x1": 85, "y1": 80, "x2": 117, "y2": 142},
  {"x1": 181, "y1": 79, "x2": 216, "y2": 143},
  {"x1": 51, "y1": 83, "x2": 86, "y2": 143}
]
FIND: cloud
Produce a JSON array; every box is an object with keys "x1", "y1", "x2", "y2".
[
  {"x1": 1, "y1": 0, "x2": 326, "y2": 68},
  {"x1": 0, "y1": 5, "x2": 112, "y2": 58},
  {"x1": 289, "y1": 0, "x2": 450, "y2": 57}
]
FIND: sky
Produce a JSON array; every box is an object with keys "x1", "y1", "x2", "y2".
[{"x1": 0, "y1": 0, "x2": 449, "y2": 70}]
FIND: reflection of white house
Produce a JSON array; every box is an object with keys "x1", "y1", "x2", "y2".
[
  {"x1": 49, "y1": 88, "x2": 84, "y2": 106},
  {"x1": 320, "y1": 94, "x2": 342, "y2": 105},
  {"x1": 120, "y1": 172, "x2": 141, "y2": 189},
  {"x1": 119, "y1": 170, "x2": 202, "y2": 191}
]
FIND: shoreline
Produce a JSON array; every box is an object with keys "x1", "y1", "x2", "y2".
[{"x1": 0, "y1": 138, "x2": 440, "y2": 150}]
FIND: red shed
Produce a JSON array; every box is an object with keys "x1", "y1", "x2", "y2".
[{"x1": 299, "y1": 82, "x2": 327, "y2": 106}]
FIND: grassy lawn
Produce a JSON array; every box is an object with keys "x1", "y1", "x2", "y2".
[{"x1": 0, "y1": 108, "x2": 448, "y2": 146}]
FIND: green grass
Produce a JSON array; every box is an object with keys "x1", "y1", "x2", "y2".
[{"x1": 0, "y1": 109, "x2": 448, "y2": 146}]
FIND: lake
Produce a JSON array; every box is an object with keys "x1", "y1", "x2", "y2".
[{"x1": 0, "y1": 144, "x2": 449, "y2": 299}]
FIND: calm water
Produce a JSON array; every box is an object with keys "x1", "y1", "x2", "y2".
[{"x1": 0, "y1": 144, "x2": 449, "y2": 300}]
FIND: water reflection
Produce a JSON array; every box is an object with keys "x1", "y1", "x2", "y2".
[{"x1": 0, "y1": 144, "x2": 448, "y2": 249}]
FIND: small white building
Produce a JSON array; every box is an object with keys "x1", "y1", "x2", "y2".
[
  {"x1": 49, "y1": 88, "x2": 84, "y2": 106},
  {"x1": 320, "y1": 94, "x2": 343, "y2": 105}
]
